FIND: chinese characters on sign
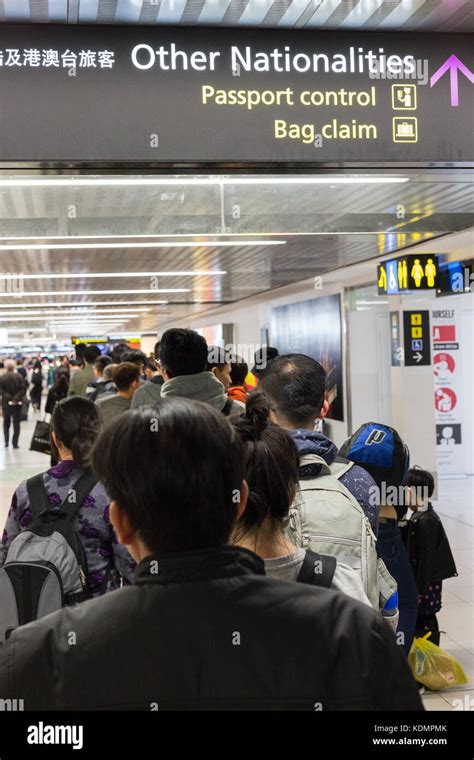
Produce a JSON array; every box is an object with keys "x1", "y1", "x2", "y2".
[
  {"x1": 377, "y1": 254, "x2": 439, "y2": 295},
  {"x1": 0, "y1": 49, "x2": 115, "y2": 69}
]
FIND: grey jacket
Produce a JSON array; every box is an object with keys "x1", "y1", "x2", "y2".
[
  {"x1": 131, "y1": 381, "x2": 162, "y2": 410},
  {"x1": 160, "y1": 372, "x2": 244, "y2": 416}
]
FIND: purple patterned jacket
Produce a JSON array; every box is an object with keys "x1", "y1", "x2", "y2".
[{"x1": 1, "y1": 459, "x2": 136, "y2": 595}]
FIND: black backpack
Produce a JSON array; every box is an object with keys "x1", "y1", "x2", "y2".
[
  {"x1": 296, "y1": 549, "x2": 337, "y2": 588},
  {"x1": 0, "y1": 472, "x2": 98, "y2": 642},
  {"x1": 222, "y1": 397, "x2": 233, "y2": 416}
]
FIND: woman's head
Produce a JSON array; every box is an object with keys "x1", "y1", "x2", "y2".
[
  {"x1": 231, "y1": 392, "x2": 300, "y2": 542},
  {"x1": 51, "y1": 397, "x2": 101, "y2": 472}
]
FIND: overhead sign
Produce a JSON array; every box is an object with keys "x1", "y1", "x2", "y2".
[
  {"x1": 0, "y1": 26, "x2": 472, "y2": 163},
  {"x1": 403, "y1": 310, "x2": 431, "y2": 366},
  {"x1": 378, "y1": 254, "x2": 439, "y2": 294}
]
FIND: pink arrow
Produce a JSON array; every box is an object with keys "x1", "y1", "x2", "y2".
[{"x1": 430, "y1": 54, "x2": 474, "y2": 107}]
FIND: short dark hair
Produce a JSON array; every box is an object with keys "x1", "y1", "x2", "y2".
[
  {"x1": 258, "y1": 354, "x2": 326, "y2": 428},
  {"x1": 232, "y1": 393, "x2": 299, "y2": 540},
  {"x1": 407, "y1": 467, "x2": 435, "y2": 498},
  {"x1": 83, "y1": 345, "x2": 101, "y2": 365},
  {"x1": 91, "y1": 399, "x2": 246, "y2": 553},
  {"x1": 112, "y1": 362, "x2": 140, "y2": 392},
  {"x1": 158, "y1": 329, "x2": 208, "y2": 377},
  {"x1": 121, "y1": 350, "x2": 147, "y2": 367},
  {"x1": 94, "y1": 355, "x2": 112, "y2": 373},
  {"x1": 154, "y1": 341, "x2": 160, "y2": 359},
  {"x1": 206, "y1": 345, "x2": 232, "y2": 371},
  {"x1": 230, "y1": 358, "x2": 248, "y2": 387},
  {"x1": 51, "y1": 397, "x2": 101, "y2": 473},
  {"x1": 253, "y1": 346, "x2": 279, "y2": 376}
]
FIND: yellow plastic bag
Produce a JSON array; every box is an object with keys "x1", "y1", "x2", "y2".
[{"x1": 408, "y1": 632, "x2": 469, "y2": 691}]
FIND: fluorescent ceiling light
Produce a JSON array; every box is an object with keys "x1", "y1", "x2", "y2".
[
  {"x1": 356, "y1": 300, "x2": 389, "y2": 305},
  {"x1": 20, "y1": 271, "x2": 226, "y2": 281},
  {"x1": 0, "y1": 241, "x2": 283, "y2": 251},
  {"x1": 0, "y1": 177, "x2": 408, "y2": 187},
  {"x1": 0, "y1": 301, "x2": 168, "y2": 308},
  {"x1": 0, "y1": 289, "x2": 189, "y2": 297},
  {"x1": 0, "y1": 314, "x2": 139, "y2": 321}
]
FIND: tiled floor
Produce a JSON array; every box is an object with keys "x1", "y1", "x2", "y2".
[{"x1": 0, "y1": 416, "x2": 472, "y2": 711}]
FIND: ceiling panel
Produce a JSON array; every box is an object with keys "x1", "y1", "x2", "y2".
[
  {"x1": 0, "y1": 0, "x2": 473, "y2": 31},
  {"x1": 0, "y1": 170, "x2": 472, "y2": 343}
]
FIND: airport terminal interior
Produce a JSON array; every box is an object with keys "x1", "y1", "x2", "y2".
[{"x1": 0, "y1": 0, "x2": 472, "y2": 737}]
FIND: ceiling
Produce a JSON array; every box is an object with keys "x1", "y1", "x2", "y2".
[
  {"x1": 0, "y1": 170, "x2": 472, "y2": 346},
  {"x1": 0, "y1": 0, "x2": 473, "y2": 32}
]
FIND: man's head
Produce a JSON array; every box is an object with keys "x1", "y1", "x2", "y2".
[
  {"x1": 91, "y1": 398, "x2": 248, "y2": 561},
  {"x1": 252, "y1": 346, "x2": 279, "y2": 377},
  {"x1": 5, "y1": 360, "x2": 15, "y2": 372},
  {"x1": 112, "y1": 362, "x2": 141, "y2": 397},
  {"x1": 258, "y1": 354, "x2": 328, "y2": 430},
  {"x1": 94, "y1": 355, "x2": 112, "y2": 379},
  {"x1": 83, "y1": 345, "x2": 101, "y2": 366},
  {"x1": 103, "y1": 363, "x2": 117, "y2": 383},
  {"x1": 230, "y1": 358, "x2": 248, "y2": 388},
  {"x1": 207, "y1": 346, "x2": 232, "y2": 390},
  {"x1": 158, "y1": 329, "x2": 208, "y2": 380},
  {"x1": 121, "y1": 350, "x2": 147, "y2": 374}
]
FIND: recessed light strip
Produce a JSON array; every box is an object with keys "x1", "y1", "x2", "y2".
[
  {"x1": 0, "y1": 241, "x2": 283, "y2": 251},
  {"x1": 0, "y1": 300, "x2": 169, "y2": 308},
  {"x1": 0, "y1": 177, "x2": 408, "y2": 187},
  {"x1": 18, "y1": 271, "x2": 226, "y2": 280},
  {"x1": 0, "y1": 289, "x2": 189, "y2": 297}
]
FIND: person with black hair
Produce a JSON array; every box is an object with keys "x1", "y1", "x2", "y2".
[
  {"x1": 0, "y1": 397, "x2": 135, "y2": 598},
  {"x1": 244, "y1": 346, "x2": 279, "y2": 390},
  {"x1": 0, "y1": 360, "x2": 27, "y2": 447},
  {"x1": 0, "y1": 398, "x2": 422, "y2": 710},
  {"x1": 259, "y1": 354, "x2": 379, "y2": 532},
  {"x1": 68, "y1": 345, "x2": 101, "y2": 398},
  {"x1": 232, "y1": 394, "x2": 370, "y2": 604},
  {"x1": 207, "y1": 345, "x2": 233, "y2": 390},
  {"x1": 29, "y1": 359, "x2": 43, "y2": 411},
  {"x1": 45, "y1": 371, "x2": 69, "y2": 415},
  {"x1": 121, "y1": 350, "x2": 147, "y2": 379},
  {"x1": 159, "y1": 329, "x2": 244, "y2": 416},
  {"x1": 131, "y1": 342, "x2": 164, "y2": 410},
  {"x1": 228, "y1": 357, "x2": 248, "y2": 405},
  {"x1": 86, "y1": 355, "x2": 112, "y2": 401},
  {"x1": 406, "y1": 467, "x2": 457, "y2": 646},
  {"x1": 97, "y1": 363, "x2": 141, "y2": 426}
]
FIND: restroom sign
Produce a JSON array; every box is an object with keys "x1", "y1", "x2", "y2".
[
  {"x1": 377, "y1": 254, "x2": 439, "y2": 294},
  {"x1": 403, "y1": 310, "x2": 431, "y2": 366}
]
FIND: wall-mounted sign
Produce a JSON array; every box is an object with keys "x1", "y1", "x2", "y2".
[
  {"x1": 390, "y1": 311, "x2": 402, "y2": 366},
  {"x1": 378, "y1": 254, "x2": 439, "y2": 295},
  {"x1": 0, "y1": 26, "x2": 472, "y2": 164},
  {"x1": 403, "y1": 310, "x2": 431, "y2": 366},
  {"x1": 432, "y1": 307, "x2": 465, "y2": 474}
]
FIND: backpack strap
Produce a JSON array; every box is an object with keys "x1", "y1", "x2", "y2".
[
  {"x1": 59, "y1": 472, "x2": 98, "y2": 521},
  {"x1": 26, "y1": 474, "x2": 50, "y2": 520},
  {"x1": 330, "y1": 456, "x2": 354, "y2": 480},
  {"x1": 296, "y1": 549, "x2": 337, "y2": 589},
  {"x1": 221, "y1": 397, "x2": 233, "y2": 416}
]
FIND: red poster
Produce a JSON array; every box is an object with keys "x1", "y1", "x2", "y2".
[{"x1": 433, "y1": 325, "x2": 456, "y2": 342}]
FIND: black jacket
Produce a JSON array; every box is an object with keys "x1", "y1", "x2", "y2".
[
  {"x1": 0, "y1": 372, "x2": 26, "y2": 408},
  {"x1": 407, "y1": 504, "x2": 458, "y2": 596},
  {"x1": 0, "y1": 546, "x2": 422, "y2": 711}
]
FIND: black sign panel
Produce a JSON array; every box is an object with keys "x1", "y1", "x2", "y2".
[
  {"x1": 0, "y1": 26, "x2": 473, "y2": 163},
  {"x1": 390, "y1": 311, "x2": 401, "y2": 366},
  {"x1": 378, "y1": 254, "x2": 439, "y2": 294},
  {"x1": 403, "y1": 310, "x2": 431, "y2": 366}
]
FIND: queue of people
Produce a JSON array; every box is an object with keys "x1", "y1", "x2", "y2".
[{"x1": 0, "y1": 328, "x2": 458, "y2": 710}]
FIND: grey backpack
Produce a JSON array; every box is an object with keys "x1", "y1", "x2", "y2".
[
  {"x1": 286, "y1": 454, "x2": 396, "y2": 611},
  {"x1": 0, "y1": 472, "x2": 97, "y2": 643}
]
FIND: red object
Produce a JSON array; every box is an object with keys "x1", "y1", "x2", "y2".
[
  {"x1": 433, "y1": 325, "x2": 456, "y2": 342},
  {"x1": 434, "y1": 387, "x2": 457, "y2": 413},
  {"x1": 227, "y1": 386, "x2": 247, "y2": 405}
]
